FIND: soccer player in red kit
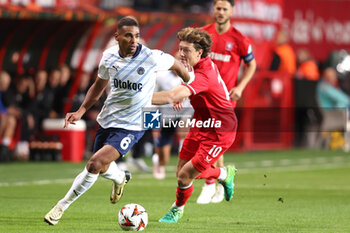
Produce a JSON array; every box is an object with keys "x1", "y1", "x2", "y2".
[
  {"x1": 197, "y1": 0, "x2": 257, "y2": 204},
  {"x1": 152, "y1": 27, "x2": 237, "y2": 223}
]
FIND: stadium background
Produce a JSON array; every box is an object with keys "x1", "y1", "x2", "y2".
[
  {"x1": 0, "y1": 0, "x2": 349, "y2": 157},
  {"x1": 1, "y1": 1, "x2": 350, "y2": 233}
]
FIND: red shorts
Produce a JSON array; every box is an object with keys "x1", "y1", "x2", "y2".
[{"x1": 179, "y1": 131, "x2": 235, "y2": 173}]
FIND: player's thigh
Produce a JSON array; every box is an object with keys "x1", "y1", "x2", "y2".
[
  {"x1": 91, "y1": 144, "x2": 121, "y2": 165},
  {"x1": 178, "y1": 137, "x2": 200, "y2": 161}
]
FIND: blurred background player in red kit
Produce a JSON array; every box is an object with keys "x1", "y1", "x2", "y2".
[{"x1": 198, "y1": 0, "x2": 256, "y2": 204}]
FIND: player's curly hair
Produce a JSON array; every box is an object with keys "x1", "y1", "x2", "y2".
[
  {"x1": 214, "y1": 0, "x2": 234, "y2": 6},
  {"x1": 177, "y1": 27, "x2": 212, "y2": 58}
]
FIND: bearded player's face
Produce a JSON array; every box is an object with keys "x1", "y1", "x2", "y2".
[
  {"x1": 115, "y1": 25, "x2": 140, "y2": 57},
  {"x1": 213, "y1": 1, "x2": 233, "y2": 25}
]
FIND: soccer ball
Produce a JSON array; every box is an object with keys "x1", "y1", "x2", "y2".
[{"x1": 118, "y1": 203, "x2": 148, "y2": 231}]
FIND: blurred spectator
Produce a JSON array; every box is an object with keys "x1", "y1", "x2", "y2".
[
  {"x1": 5, "y1": 74, "x2": 36, "y2": 160},
  {"x1": 133, "y1": 0, "x2": 211, "y2": 13},
  {"x1": 317, "y1": 68, "x2": 350, "y2": 109},
  {"x1": 32, "y1": 69, "x2": 52, "y2": 129},
  {"x1": 317, "y1": 67, "x2": 350, "y2": 151},
  {"x1": 270, "y1": 30, "x2": 296, "y2": 76},
  {"x1": 0, "y1": 71, "x2": 13, "y2": 162},
  {"x1": 70, "y1": 72, "x2": 91, "y2": 112},
  {"x1": 99, "y1": 0, "x2": 132, "y2": 10},
  {"x1": 296, "y1": 48, "x2": 320, "y2": 81},
  {"x1": 325, "y1": 50, "x2": 350, "y2": 95},
  {"x1": 52, "y1": 65, "x2": 72, "y2": 118},
  {"x1": 133, "y1": 0, "x2": 165, "y2": 11},
  {"x1": 46, "y1": 68, "x2": 62, "y2": 118}
]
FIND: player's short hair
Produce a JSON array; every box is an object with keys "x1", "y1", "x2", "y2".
[
  {"x1": 177, "y1": 27, "x2": 212, "y2": 58},
  {"x1": 117, "y1": 16, "x2": 139, "y2": 30},
  {"x1": 214, "y1": 0, "x2": 234, "y2": 6}
]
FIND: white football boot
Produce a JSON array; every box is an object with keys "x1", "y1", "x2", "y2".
[
  {"x1": 196, "y1": 183, "x2": 216, "y2": 204},
  {"x1": 110, "y1": 170, "x2": 131, "y2": 204},
  {"x1": 44, "y1": 204, "x2": 64, "y2": 225},
  {"x1": 211, "y1": 183, "x2": 225, "y2": 203}
]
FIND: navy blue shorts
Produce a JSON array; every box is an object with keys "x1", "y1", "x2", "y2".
[
  {"x1": 154, "y1": 125, "x2": 177, "y2": 147},
  {"x1": 93, "y1": 125, "x2": 145, "y2": 156}
]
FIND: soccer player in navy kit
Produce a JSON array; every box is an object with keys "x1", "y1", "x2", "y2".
[{"x1": 44, "y1": 16, "x2": 190, "y2": 225}]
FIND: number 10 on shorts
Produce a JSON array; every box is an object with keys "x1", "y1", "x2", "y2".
[{"x1": 205, "y1": 145, "x2": 222, "y2": 162}]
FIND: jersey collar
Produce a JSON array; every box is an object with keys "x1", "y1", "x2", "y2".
[
  {"x1": 118, "y1": 44, "x2": 142, "y2": 58},
  {"x1": 194, "y1": 56, "x2": 210, "y2": 69}
]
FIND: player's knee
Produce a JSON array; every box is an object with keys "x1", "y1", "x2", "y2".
[
  {"x1": 86, "y1": 157, "x2": 102, "y2": 174},
  {"x1": 177, "y1": 172, "x2": 190, "y2": 187}
]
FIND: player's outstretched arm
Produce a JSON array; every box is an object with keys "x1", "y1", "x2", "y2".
[
  {"x1": 229, "y1": 58, "x2": 257, "y2": 101},
  {"x1": 152, "y1": 85, "x2": 191, "y2": 105},
  {"x1": 64, "y1": 77, "x2": 108, "y2": 128},
  {"x1": 169, "y1": 59, "x2": 190, "y2": 83}
]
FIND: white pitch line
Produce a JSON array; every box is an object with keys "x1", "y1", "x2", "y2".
[
  {"x1": 261, "y1": 160, "x2": 274, "y2": 167},
  {"x1": 233, "y1": 163, "x2": 350, "y2": 174},
  {"x1": 332, "y1": 156, "x2": 344, "y2": 162},
  {"x1": 236, "y1": 183, "x2": 350, "y2": 191},
  {"x1": 279, "y1": 159, "x2": 292, "y2": 165},
  {"x1": 315, "y1": 157, "x2": 327, "y2": 163},
  {"x1": 0, "y1": 178, "x2": 73, "y2": 187},
  {"x1": 299, "y1": 158, "x2": 312, "y2": 164},
  {"x1": 244, "y1": 161, "x2": 257, "y2": 167},
  {"x1": 1, "y1": 162, "x2": 349, "y2": 187}
]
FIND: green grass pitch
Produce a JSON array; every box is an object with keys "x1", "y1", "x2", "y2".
[{"x1": 1, "y1": 149, "x2": 350, "y2": 232}]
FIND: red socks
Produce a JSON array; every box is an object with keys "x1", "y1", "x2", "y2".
[
  {"x1": 196, "y1": 166, "x2": 221, "y2": 180},
  {"x1": 175, "y1": 166, "x2": 222, "y2": 207},
  {"x1": 175, "y1": 185, "x2": 193, "y2": 207}
]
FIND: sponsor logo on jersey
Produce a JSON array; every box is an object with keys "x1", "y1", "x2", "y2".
[
  {"x1": 225, "y1": 42, "x2": 233, "y2": 51},
  {"x1": 137, "y1": 67, "x2": 145, "y2": 75},
  {"x1": 210, "y1": 52, "x2": 231, "y2": 62},
  {"x1": 114, "y1": 79, "x2": 143, "y2": 91},
  {"x1": 112, "y1": 65, "x2": 119, "y2": 72}
]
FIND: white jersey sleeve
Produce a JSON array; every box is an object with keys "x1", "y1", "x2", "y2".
[
  {"x1": 97, "y1": 55, "x2": 110, "y2": 80},
  {"x1": 152, "y1": 50, "x2": 175, "y2": 71}
]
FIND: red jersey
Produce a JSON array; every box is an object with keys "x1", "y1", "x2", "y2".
[
  {"x1": 183, "y1": 57, "x2": 237, "y2": 141},
  {"x1": 202, "y1": 23, "x2": 254, "y2": 93}
]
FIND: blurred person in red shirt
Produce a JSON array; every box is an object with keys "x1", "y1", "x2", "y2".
[{"x1": 199, "y1": 0, "x2": 256, "y2": 204}]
